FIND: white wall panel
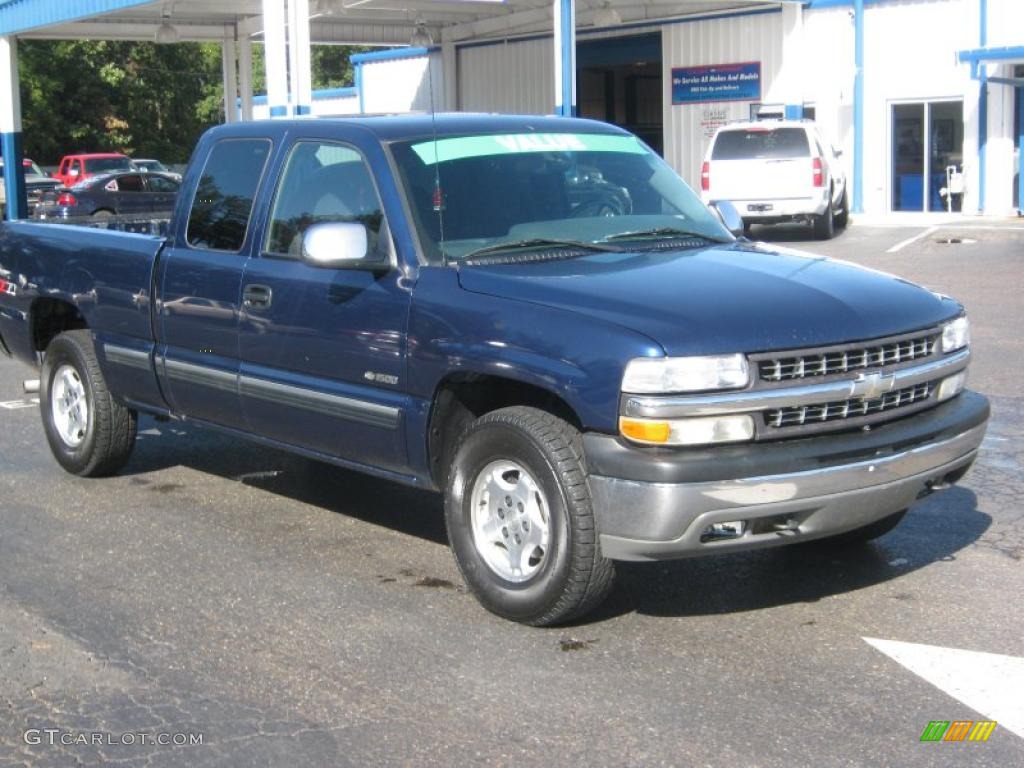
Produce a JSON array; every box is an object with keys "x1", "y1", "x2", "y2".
[
  {"x1": 458, "y1": 37, "x2": 554, "y2": 115},
  {"x1": 986, "y1": 0, "x2": 1024, "y2": 48},
  {"x1": 361, "y1": 52, "x2": 446, "y2": 114},
  {"x1": 662, "y1": 11, "x2": 784, "y2": 189}
]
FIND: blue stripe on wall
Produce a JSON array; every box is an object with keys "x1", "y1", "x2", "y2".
[{"x1": 1, "y1": 130, "x2": 26, "y2": 219}]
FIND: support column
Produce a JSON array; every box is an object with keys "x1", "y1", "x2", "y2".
[
  {"x1": 1018, "y1": 85, "x2": 1023, "y2": 213},
  {"x1": 0, "y1": 36, "x2": 25, "y2": 221},
  {"x1": 977, "y1": 0, "x2": 988, "y2": 212},
  {"x1": 239, "y1": 36, "x2": 254, "y2": 121},
  {"x1": 852, "y1": 0, "x2": 864, "y2": 214},
  {"x1": 287, "y1": 0, "x2": 312, "y2": 115},
  {"x1": 221, "y1": 34, "x2": 238, "y2": 124},
  {"x1": 262, "y1": 0, "x2": 289, "y2": 117},
  {"x1": 780, "y1": 4, "x2": 805, "y2": 120},
  {"x1": 441, "y1": 39, "x2": 458, "y2": 111},
  {"x1": 553, "y1": 0, "x2": 576, "y2": 116}
]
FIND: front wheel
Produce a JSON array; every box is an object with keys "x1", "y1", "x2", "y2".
[
  {"x1": 444, "y1": 407, "x2": 615, "y2": 626},
  {"x1": 40, "y1": 330, "x2": 137, "y2": 477}
]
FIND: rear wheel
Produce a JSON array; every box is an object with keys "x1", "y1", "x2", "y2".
[
  {"x1": 40, "y1": 330, "x2": 137, "y2": 477},
  {"x1": 91, "y1": 209, "x2": 113, "y2": 220},
  {"x1": 813, "y1": 196, "x2": 835, "y2": 240},
  {"x1": 834, "y1": 187, "x2": 850, "y2": 229},
  {"x1": 445, "y1": 406, "x2": 615, "y2": 626}
]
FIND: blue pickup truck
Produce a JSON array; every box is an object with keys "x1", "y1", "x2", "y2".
[{"x1": 0, "y1": 115, "x2": 989, "y2": 625}]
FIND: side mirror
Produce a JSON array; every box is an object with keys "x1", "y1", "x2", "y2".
[
  {"x1": 301, "y1": 221, "x2": 381, "y2": 269},
  {"x1": 708, "y1": 200, "x2": 745, "y2": 238}
]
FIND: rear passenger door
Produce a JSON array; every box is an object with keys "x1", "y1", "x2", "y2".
[
  {"x1": 105, "y1": 173, "x2": 146, "y2": 214},
  {"x1": 155, "y1": 137, "x2": 273, "y2": 430},
  {"x1": 142, "y1": 174, "x2": 179, "y2": 213},
  {"x1": 237, "y1": 138, "x2": 411, "y2": 473}
]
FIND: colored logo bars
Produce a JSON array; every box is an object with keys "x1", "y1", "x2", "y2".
[{"x1": 920, "y1": 720, "x2": 997, "y2": 742}]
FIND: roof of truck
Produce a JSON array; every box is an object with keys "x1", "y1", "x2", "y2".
[{"x1": 207, "y1": 113, "x2": 630, "y2": 143}]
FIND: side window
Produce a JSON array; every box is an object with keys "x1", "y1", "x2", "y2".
[
  {"x1": 186, "y1": 138, "x2": 271, "y2": 252},
  {"x1": 265, "y1": 140, "x2": 385, "y2": 257},
  {"x1": 117, "y1": 174, "x2": 144, "y2": 192},
  {"x1": 146, "y1": 176, "x2": 179, "y2": 193}
]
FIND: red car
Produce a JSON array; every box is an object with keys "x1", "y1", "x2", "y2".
[{"x1": 52, "y1": 153, "x2": 133, "y2": 187}]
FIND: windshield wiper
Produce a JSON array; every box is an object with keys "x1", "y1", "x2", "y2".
[
  {"x1": 458, "y1": 238, "x2": 624, "y2": 263},
  {"x1": 600, "y1": 227, "x2": 728, "y2": 244}
]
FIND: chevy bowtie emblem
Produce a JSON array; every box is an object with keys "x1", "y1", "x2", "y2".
[{"x1": 851, "y1": 371, "x2": 896, "y2": 400}]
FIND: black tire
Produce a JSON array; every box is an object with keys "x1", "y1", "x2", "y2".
[
  {"x1": 815, "y1": 509, "x2": 907, "y2": 547},
  {"x1": 444, "y1": 406, "x2": 615, "y2": 626},
  {"x1": 40, "y1": 330, "x2": 137, "y2": 477},
  {"x1": 813, "y1": 196, "x2": 835, "y2": 240},
  {"x1": 834, "y1": 187, "x2": 850, "y2": 229}
]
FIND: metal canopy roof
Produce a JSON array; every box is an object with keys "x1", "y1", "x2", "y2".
[{"x1": 0, "y1": 1, "x2": 780, "y2": 46}]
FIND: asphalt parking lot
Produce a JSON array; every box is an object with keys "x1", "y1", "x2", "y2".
[{"x1": 1, "y1": 219, "x2": 1023, "y2": 767}]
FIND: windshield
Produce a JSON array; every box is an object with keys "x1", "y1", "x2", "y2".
[
  {"x1": 389, "y1": 132, "x2": 730, "y2": 263},
  {"x1": 134, "y1": 160, "x2": 168, "y2": 172},
  {"x1": 85, "y1": 156, "x2": 133, "y2": 174}
]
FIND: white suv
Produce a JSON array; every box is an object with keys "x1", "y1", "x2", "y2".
[{"x1": 700, "y1": 120, "x2": 848, "y2": 239}]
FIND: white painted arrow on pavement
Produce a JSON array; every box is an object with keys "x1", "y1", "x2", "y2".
[{"x1": 864, "y1": 637, "x2": 1024, "y2": 739}]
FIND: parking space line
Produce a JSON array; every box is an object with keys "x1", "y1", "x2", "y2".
[
  {"x1": 0, "y1": 398, "x2": 39, "y2": 410},
  {"x1": 887, "y1": 226, "x2": 938, "y2": 254}
]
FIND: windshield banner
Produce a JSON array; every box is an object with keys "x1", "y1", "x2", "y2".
[{"x1": 410, "y1": 133, "x2": 646, "y2": 166}]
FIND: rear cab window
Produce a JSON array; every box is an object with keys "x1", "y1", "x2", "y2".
[
  {"x1": 712, "y1": 128, "x2": 810, "y2": 160},
  {"x1": 186, "y1": 138, "x2": 272, "y2": 252}
]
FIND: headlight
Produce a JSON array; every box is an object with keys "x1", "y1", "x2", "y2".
[
  {"x1": 620, "y1": 415, "x2": 755, "y2": 446},
  {"x1": 622, "y1": 354, "x2": 749, "y2": 394},
  {"x1": 941, "y1": 316, "x2": 970, "y2": 353}
]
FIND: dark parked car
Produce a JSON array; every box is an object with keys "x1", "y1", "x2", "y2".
[
  {"x1": 0, "y1": 157, "x2": 61, "y2": 218},
  {"x1": 33, "y1": 171, "x2": 179, "y2": 220}
]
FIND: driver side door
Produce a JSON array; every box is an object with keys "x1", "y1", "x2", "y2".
[{"x1": 238, "y1": 139, "x2": 412, "y2": 473}]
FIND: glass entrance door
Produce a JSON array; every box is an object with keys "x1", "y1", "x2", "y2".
[{"x1": 891, "y1": 100, "x2": 963, "y2": 212}]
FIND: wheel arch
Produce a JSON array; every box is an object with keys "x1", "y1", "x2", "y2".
[
  {"x1": 425, "y1": 372, "x2": 585, "y2": 490},
  {"x1": 30, "y1": 297, "x2": 88, "y2": 354}
]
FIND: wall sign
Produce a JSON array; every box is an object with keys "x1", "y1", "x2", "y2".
[{"x1": 671, "y1": 62, "x2": 761, "y2": 105}]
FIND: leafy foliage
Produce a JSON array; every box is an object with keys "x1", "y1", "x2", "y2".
[{"x1": 17, "y1": 41, "x2": 366, "y2": 165}]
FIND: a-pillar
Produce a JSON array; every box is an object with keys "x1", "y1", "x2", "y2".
[
  {"x1": 553, "y1": 0, "x2": 576, "y2": 116},
  {"x1": 0, "y1": 36, "x2": 25, "y2": 220}
]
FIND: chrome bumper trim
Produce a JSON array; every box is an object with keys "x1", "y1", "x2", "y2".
[
  {"x1": 590, "y1": 421, "x2": 986, "y2": 561},
  {"x1": 622, "y1": 348, "x2": 970, "y2": 419}
]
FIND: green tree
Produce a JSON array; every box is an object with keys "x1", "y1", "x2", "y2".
[{"x1": 17, "y1": 40, "x2": 368, "y2": 166}]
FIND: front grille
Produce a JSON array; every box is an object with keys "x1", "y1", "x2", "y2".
[
  {"x1": 764, "y1": 381, "x2": 934, "y2": 429},
  {"x1": 759, "y1": 333, "x2": 937, "y2": 382}
]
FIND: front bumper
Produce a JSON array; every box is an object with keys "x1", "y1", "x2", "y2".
[{"x1": 584, "y1": 391, "x2": 989, "y2": 561}]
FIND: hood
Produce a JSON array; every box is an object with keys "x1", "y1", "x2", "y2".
[{"x1": 456, "y1": 243, "x2": 961, "y2": 356}]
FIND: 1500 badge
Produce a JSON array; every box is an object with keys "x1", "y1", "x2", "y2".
[{"x1": 364, "y1": 371, "x2": 399, "y2": 386}]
